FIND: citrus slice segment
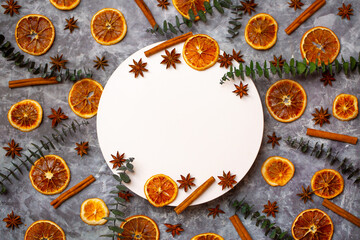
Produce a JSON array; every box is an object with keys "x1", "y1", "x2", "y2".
[
  {"x1": 191, "y1": 232, "x2": 225, "y2": 240},
  {"x1": 292, "y1": 209, "x2": 333, "y2": 240},
  {"x1": 332, "y1": 93, "x2": 358, "y2": 121},
  {"x1": 311, "y1": 169, "x2": 344, "y2": 199},
  {"x1": 182, "y1": 34, "x2": 219, "y2": 71},
  {"x1": 245, "y1": 13, "x2": 278, "y2": 50},
  {"x1": 144, "y1": 174, "x2": 178, "y2": 207},
  {"x1": 25, "y1": 220, "x2": 66, "y2": 240},
  {"x1": 49, "y1": 0, "x2": 80, "y2": 10},
  {"x1": 172, "y1": 0, "x2": 209, "y2": 20},
  {"x1": 261, "y1": 156, "x2": 295, "y2": 187},
  {"x1": 91, "y1": 8, "x2": 127, "y2": 45},
  {"x1": 80, "y1": 198, "x2": 109, "y2": 225},
  {"x1": 300, "y1": 26, "x2": 340, "y2": 65},
  {"x1": 8, "y1": 99, "x2": 43, "y2": 132},
  {"x1": 265, "y1": 79, "x2": 307, "y2": 123},
  {"x1": 68, "y1": 78, "x2": 103, "y2": 119},
  {"x1": 15, "y1": 14, "x2": 55, "y2": 56},
  {"x1": 119, "y1": 215, "x2": 160, "y2": 240}
]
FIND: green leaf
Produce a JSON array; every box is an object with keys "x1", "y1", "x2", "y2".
[
  {"x1": 168, "y1": 23, "x2": 177, "y2": 34},
  {"x1": 175, "y1": 16, "x2": 181, "y2": 28},
  {"x1": 214, "y1": 0, "x2": 224, "y2": 14},
  {"x1": 296, "y1": 61, "x2": 307, "y2": 74},
  {"x1": 126, "y1": 162, "x2": 134, "y2": 170},
  {"x1": 163, "y1": 20, "x2": 168, "y2": 32},
  {"x1": 342, "y1": 57, "x2": 349, "y2": 75},
  {"x1": 290, "y1": 58, "x2": 295, "y2": 68},
  {"x1": 43, "y1": 136, "x2": 55, "y2": 149},
  {"x1": 321, "y1": 61, "x2": 326, "y2": 73},
  {"x1": 120, "y1": 172, "x2": 130, "y2": 183},
  {"x1": 102, "y1": 217, "x2": 116, "y2": 221},
  {"x1": 239, "y1": 63, "x2": 244, "y2": 80},
  {"x1": 11, "y1": 162, "x2": 23, "y2": 175},
  {"x1": 110, "y1": 209, "x2": 125, "y2": 216},
  {"x1": 113, "y1": 174, "x2": 122, "y2": 182},
  {"x1": 270, "y1": 62, "x2": 276, "y2": 75},
  {"x1": 350, "y1": 56, "x2": 357, "y2": 71},
  {"x1": 204, "y1": 1, "x2": 212, "y2": 15},
  {"x1": 261, "y1": 219, "x2": 270, "y2": 229},
  {"x1": 114, "y1": 197, "x2": 126, "y2": 203},
  {"x1": 188, "y1": 9, "x2": 196, "y2": 22},
  {"x1": 283, "y1": 62, "x2": 290, "y2": 74},
  {"x1": 335, "y1": 59, "x2": 341, "y2": 73},
  {"x1": 256, "y1": 62, "x2": 263, "y2": 77},
  {"x1": 264, "y1": 61, "x2": 269, "y2": 79},
  {"x1": 108, "y1": 226, "x2": 124, "y2": 234},
  {"x1": 0, "y1": 172, "x2": 12, "y2": 183},
  {"x1": 279, "y1": 231, "x2": 288, "y2": 239},
  {"x1": 329, "y1": 62, "x2": 333, "y2": 76},
  {"x1": 198, "y1": 10, "x2": 207, "y2": 22},
  {"x1": 245, "y1": 65, "x2": 251, "y2": 77},
  {"x1": 5, "y1": 167, "x2": 19, "y2": 180},
  {"x1": 116, "y1": 185, "x2": 128, "y2": 191},
  {"x1": 31, "y1": 143, "x2": 44, "y2": 158},
  {"x1": 309, "y1": 62, "x2": 316, "y2": 74}
]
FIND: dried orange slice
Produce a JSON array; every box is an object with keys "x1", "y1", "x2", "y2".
[
  {"x1": 173, "y1": 0, "x2": 209, "y2": 20},
  {"x1": 144, "y1": 174, "x2": 178, "y2": 207},
  {"x1": 29, "y1": 155, "x2": 70, "y2": 195},
  {"x1": 300, "y1": 26, "x2": 340, "y2": 65},
  {"x1": 15, "y1": 14, "x2": 55, "y2": 56},
  {"x1": 332, "y1": 93, "x2": 358, "y2": 121},
  {"x1": 311, "y1": 169, "x2": 344, "y2": 199},
  {"x1": 245, "y1": 13, "x2": 278, "y2": 50},
  {"x1": 119, "y1": 215, "x2": 160, "y2": 240},
  {"x1": 191, "y1": 233, "x2": 225, "y2": 240},
  {"x1": 25, "y1": 220, "x2": 66, "y2": 240},
  {"x1": 182, "y1": 34, "x2": 219, "y2": 71},
  {"x1": 8, "y1": 99, "x2": 43, "y2": 132},
  {"x1": 49, "y1": 0, "x2": 80, "y2": 10},
  {"x1": 68, "y1": 78, "x2": 103, "y2": 119},
  {"x1": 80, "y1": 198, "x2": 109, "y2": 225},
  {"x1": 91, "y1": 8, "x2": 127, "y2": 45},
  {"x1": 261, "y1": 156, "x2": 295, "y2": 187},
  {"x1": 265, "y1": 79, "x2": 307, "y2": 123},
  {"x1": 292, "y1": 209, "x2": 333, "y2": 240}
]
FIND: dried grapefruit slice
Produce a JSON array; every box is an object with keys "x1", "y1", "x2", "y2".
[
  {"x1": 15, "y1": 14, "x2": 55, "y2": 56},
  {"x1": 191, "y1": 233, "x2": 225, "y2": 240},
  {"x1": 300, "y1": 26, "x2": 340, "y2": 65},
  {"x1": 261, "y1": 156, "x2": 295, "y2": 187},
  {"x1": 182, "y1": 34, "x2": 219, "y2": 71},
  {"x1": 172, "y1": 0, "x2": 209, "y2": 20},
  {"x1": 311, "y1": 169, "x2": 344, "y2": 199},
  {"x1": 119, "y1": 215, "x2": 160, "y2": 240},
  {"x1": 80, "y1": 198, "x2": 109, "y2": 225},
  {"x1": 68, "y1": 78, "x2": 103, "y2": 119},
  {"x1": 8, "y1": 99, "x2": 43, "y2": 132},
  {"x1": 265, "y1": 79, "x2": 307, "y2": 123},
  {"x1": 144, "y1": 174, "x2": 178, "y2": 207},
  {"x1": 29, "y1": 155, "x2": 70, "y2": 195},
  {"x1": 91, "y1": 8, "x2": 127, "y2": 45},
  {"x1": 245, "y1": 13, "x2": 278, "y2": 50},
  {"x1": 292, "y1": 209, "x2": 333, "y2": 240},
  {"x1": 332, "y1": 93, "x2": 358, "y2": 121},
  {"x1": 25, "y1": 220, "x2": 65, "y2": 240},
  {"x1": 49, "y1": 0, "x2": 80, "y2": 10}
]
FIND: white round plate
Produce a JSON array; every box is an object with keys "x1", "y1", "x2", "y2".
[{"x1": 97, "y1": 41, "x2": 264, "y2": 206}]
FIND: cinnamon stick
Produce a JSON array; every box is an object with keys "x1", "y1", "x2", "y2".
[
  {"x1": 306, "y1": 128, "x2": 358, "y2": 145},
  {"x1": 133, "y1": 0, "x2": 157, "y2": 28},
  {"x1": 51, "y1": 175, "x2": 96, "y2": 209},
  {"x1": 174, "y1": 176, "x2": 215, "y2": 214},
  {"x1": 230, "y1": 214, "x2": 253, "y2": 240},
  {"x1": 144, "y1": 32, "x2": 193, "y2": 57},
  {"x1": 285, "y1": 0, "x2": 326, "y2": 35},
  {"x1": 9, "y1": 77, "x2": 59, "y2": 88},
  {"x1": 322, "y1": 199, "x2": 360, "y2": 227}
]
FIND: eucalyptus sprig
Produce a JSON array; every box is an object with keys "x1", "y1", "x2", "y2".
[
  {"x1": 0, "y1": 34, "x2": 92, "y2": 82},
  {"x1": 0, "y1": 120, "x2": 89, "y2": 194},
  {"x1": 226, "y1": 2, "x2": 243, "y2": 38}
]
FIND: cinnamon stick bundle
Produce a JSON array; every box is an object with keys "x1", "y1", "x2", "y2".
[
  {"x1": 306, "y1": 128, "x2": 358, "y2": 145},
  {"x1": 322, "y1": 199, "x2": 360, "y2": 227},
  {"x1": 9, "y1": 77, "x2": 59, "y2": 89},
  {"x1": 133, "y1": 0, "x2": 157, "y2": 28},
  {"x1": 230, "y1": 214, "x2": 253, "y2": 240}
]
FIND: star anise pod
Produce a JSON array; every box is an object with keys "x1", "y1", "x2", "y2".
[
  {"x1": 320, "y1": 71, "x2": 336, "y2": 87},
  {"x1": 233, "y1": 82, "x2": 248, "y2": 99},
  {"x1": 240, "y1": 0, "x2": 257, "y2": 16},
  {"x1": 64, "y1": 17, "x2": 79, "y2": 33},
  {"x1": 160, "y1": 48, "x2": 181, "y2": 69},
  {"x1": 270, "y1": 55, "x2": 285, "y2": 68},
  {"x1": 262, "y1": 200, "x2": 278, "y2": 218},
  {"x1": 218, "y1": 171, "x2": 237, "y2": 190},
  {"x1": 267, "y1": 132, "x2": 281, "y2": 149},
  {"x1": 75, "y1": 142, "x2": 89, "y2": 157},
  {"x1": 110, "y1": 151, "x2": 126, "y2": 169},
  {"x1": 50, "y1": 54, "x2": 68, "y2": 72},
  {"x1": 177, "y1": 173, "x2": 196, "y2": 192},
  {"x1": 93, "y1": 56, "x2": 109, "y2": 71},
  {"x1": 1, "y1": 0, "x2": 21, "y2": 16},
  {"x1": 157, "y1": 0, "x2": 169, "y2": 10},
  {"x1": 338, "y1": 3, "x2": 353, "y2": 20},
  {"x1": 297, "y1": 185, "x2": 314, "y2": 204},
  {"x1": 118, "y1": 191, "x2": 134, "y2": 202},
  {"x1": 232, "y1": 49, "x2": 245, "y2": 63},
  {"x1": 2, "y1": 211, "x2": 22, "y2": 230},
  {"x1": 47, "y1": 107, "x2": 68, "y2": 128},
  {"x1": 164, "y1": 223, "x2": 184, "y2": 237},
  {"x1": 207, "y1": 204, "x2": 225, "y2": 219},
  {"x1": 129, "y1": 58, "x2": 148, "y2": 78},
  {"x1": 312, "y1": 107, "x2": 331, "y2": 127},
  {"x1": 288, "y1": 0, "x2": 304, "y2": 11},
  {"x1": 218, "y1": 52, "x2": 233, "y2": 68},
  {"x1": 3, "y1": 139, "x2": 22, "y2": 159}
]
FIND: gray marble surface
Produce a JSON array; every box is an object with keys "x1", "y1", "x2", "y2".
[{"x1": 1, "y1": 0, "x2": 360, "y2": 239}]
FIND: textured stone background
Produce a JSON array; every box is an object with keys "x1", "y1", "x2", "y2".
[{"x1": 1, "y1": 0, "x2": 360, "y2": 239}]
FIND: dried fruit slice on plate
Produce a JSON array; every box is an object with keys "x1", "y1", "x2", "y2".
[
  {"x1": 49, "y1": 0, "x2": 80, "y2": 10},
  {"x1": 119, "y1": 215, "x2": 160, "y2": 240},
  {"x1": 311, "y1": 169, "x2": 344, "y2": 199},
  {"x1": 24, "y1": 220, "x2": 65, "y2": 240},
  {"x1": 292, "y1": 209, "x2": 333, "y2": 240},
  {"x1": 332, "y1": 93, "x2": 358, "y2": 121},
  {"x1": 8, "y1": 99, "x2": 43, "y2": 132},
  {"x1": 15, "y1": 14, "x2": 55, "y2": 55},
  {"x1": 172, "y1": 0, "x2": 209, "y2": 20},
  {"x1": 191, "y1": 232, "x2": 225, "y2": 240},
  {"x1": 261, "y1": 156, "x2": 295, "y2": 186},
  {"x1": 144, "y1": 174, "x2": 178, "y2": 207},
  {"x1": 265, "y1": 79, "x2": 307, "y2": 123},
  {"x1": 80, "y1": 198, "x2": 109, "y2": 225}
]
